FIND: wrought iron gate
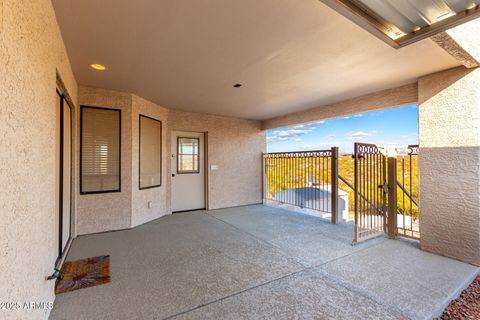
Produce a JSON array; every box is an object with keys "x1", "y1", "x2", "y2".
[
  {"x1": 352, "y1": 143, "x2": 420, "y2": 243},
  {"x1": 262, "y1": 142, "x2": 420, "y2": 243},
  {"x1": 395, "y1": 145, "x2": 420, "y2": 239},
  {"x1": 353, "y1": 143, "x2": 388, "y2": 243}
]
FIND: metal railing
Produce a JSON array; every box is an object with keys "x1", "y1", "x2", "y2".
[
  {"x1": 394, "y1": 145, "x2": 420, "y2": 239},
  {"x1": 262, "y1": 143, "x2": 420, "y2": 241},
  {"x1": 262, "y1": 148, "x2": 339, "y2": 224}
]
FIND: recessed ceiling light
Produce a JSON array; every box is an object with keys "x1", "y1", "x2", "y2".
[
  {"x1": 233, "y1": 84, "x2": 242, "y2": 88},
  {"x1": 90, "y1": 63, "x2": 107, "y2": 71}
]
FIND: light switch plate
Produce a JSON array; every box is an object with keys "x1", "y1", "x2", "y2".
[{"x1": 210, "y1": 165, "x2": 219, "y2": 170}]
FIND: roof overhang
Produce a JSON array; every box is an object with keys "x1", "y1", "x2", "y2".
[{"x1": 320, "y1": 0, "x2": 480, "y2": 48}]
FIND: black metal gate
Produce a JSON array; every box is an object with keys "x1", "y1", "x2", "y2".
[{"x1": 353, "y1": 143, "x2": 388, "y2": 243}]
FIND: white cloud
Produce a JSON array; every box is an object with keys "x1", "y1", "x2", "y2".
[
  {"x1": 292, "y1": 120, "x2": 325, "y2": 129},
  {"x1": 268, "y1": 121, "x2": 327, "y2": 143},
  {"x1": 342, "y1": 114, "x2": 363, "y2": 119},
  {"x1": 267, "y1": 128, "x2": 313, "y2": 143},
  {"x1": 344, "y1": 130, "x2": 377, "y2": 141},
  {"x1": 268, "y1": 120, "x2": 328, "y2": 143}
]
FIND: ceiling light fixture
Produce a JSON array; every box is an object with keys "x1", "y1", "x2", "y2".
[{"x1": 90, "y1": 63, "x2": 107, "y2": 71}]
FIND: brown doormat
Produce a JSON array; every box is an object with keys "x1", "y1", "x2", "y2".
[
  {"x1": 55, "y1": 255, "x2": 110, "y2": 294},
  {"x1": 438, "y1": 275, "x2": 480, "y2": 320}
]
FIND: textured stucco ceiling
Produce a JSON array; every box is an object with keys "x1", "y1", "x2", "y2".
[{"x1": 52, "y1": 0, "x2": 460, "y2": 120}]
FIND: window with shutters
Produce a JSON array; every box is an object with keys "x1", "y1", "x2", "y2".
[
  {"x1": 80, "y1": 106, "x2": 121, "y2": 194},
  {"x1": 139, "y1": 115, "x2": 162, "y2": 189}
]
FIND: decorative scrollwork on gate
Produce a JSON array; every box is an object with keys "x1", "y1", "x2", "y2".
[{"x1": 263, "y1": 150, "x2": 332, "y2": 159}]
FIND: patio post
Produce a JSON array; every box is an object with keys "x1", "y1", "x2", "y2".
[
  {"x1": 331, "y1": 147, "x2": 339, "y2": 224},
  {"x1": 387, "y1": 157, "x2": 398, "y2": 239},
  {"x1": 261, "y1": 152, "x2": 265, "y2": 203}
]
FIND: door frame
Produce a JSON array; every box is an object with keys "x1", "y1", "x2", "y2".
[
  {"x1": 55, "y1": 88, "x2": 73, "y2": 266},
  {"x1": 170, "y1": 130, "x2": 209, "y2": 212}
]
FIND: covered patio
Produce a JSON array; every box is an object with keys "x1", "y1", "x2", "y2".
[
  {"x1": 51, "y1": 205, "x2": 478, "y2": 320},
  {"x1": 2, "y1": 1, "x2": 480, "y2": 319}
]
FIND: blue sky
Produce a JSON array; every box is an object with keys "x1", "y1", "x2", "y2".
[{"x1": 267, "y1": 104, "x2": 419, "y2": 154}]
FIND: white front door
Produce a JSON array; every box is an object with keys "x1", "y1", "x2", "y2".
[{"x1": 171, "y1": 131, "x2": 205, "y2": 212}]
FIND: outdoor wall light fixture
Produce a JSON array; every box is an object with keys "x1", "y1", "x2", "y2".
[
  {"x1": 320, "y1": 0, "x2": 480, "y2": 48},
  {"x1": 90, "y1": 63, "x2": 107, "y2": 71}
]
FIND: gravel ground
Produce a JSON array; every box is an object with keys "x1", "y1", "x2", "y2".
[{"x1": 438, "y1": 276, "x2": 480, "y2": 320}]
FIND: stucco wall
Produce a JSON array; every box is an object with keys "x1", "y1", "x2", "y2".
[
  {"x1": 169, "y1": 110, "x2": 266, "y2": 209},
  {"x1": 131, "y1": 95, "x2": 170, "y2": 227},
  {"x1": 0, "y1": 1, "x2": 78, "y2": 319},
  {"x1": 76, "y1": 87, "x2": 133, "y2": 234},
  {"x1": 75, "y1": 90, "x2": 172, "y2": 232},
  {"x1": 75, "y1": 91, "x2": 265, "y2": 231},
  {"x1": 418, "y1": 66, "x2": 480, "y2": 266},
  {"x1": 262, "y1": 83, "x2": 418, "y2": 130}
]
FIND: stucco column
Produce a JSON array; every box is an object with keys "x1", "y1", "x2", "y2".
[{"x1": 418, "y1": 66, "x2": 480, "y2": 266}]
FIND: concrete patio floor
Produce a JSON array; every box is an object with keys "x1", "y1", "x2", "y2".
[{"x1": 50, "y1": 205, "x2": 479, "y2": 320}]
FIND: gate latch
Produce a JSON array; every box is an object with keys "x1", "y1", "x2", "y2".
[{"x1": 378, "y1": 183, "x2": 389, "y2": 193}]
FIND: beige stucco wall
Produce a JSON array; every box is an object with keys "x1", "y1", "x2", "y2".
[
  {"x1": 169, "y1": 110, "x2": 266, "y2": 209},
  {"x1": 75, "y1": 90, "x2": 265, "y2": 232},
  {"x1": 75, "y1": 89, "x2": 171, "y2": 233},
  {"x1": 0, "y1": 1, "x2": 78, "y2": 319},
  {"x1": 262, "y1": 83, "x2": 418, "y2": 130},
  {"x1": 76, "y1": 87, "x2": 133, "y2": 234},
  {"x1": 418, "y1": 66, "x2": 480, "y2": 266},
  {"x1": 131, "y1": 95, "x2": 170, "y2": 227}
]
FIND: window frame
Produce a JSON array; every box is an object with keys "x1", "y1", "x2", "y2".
[
  {"x1": 80, "y1": 105, "x2": 122, "y2": 195},
  {"x1": 138, "y1": 114, "x2": 162, "y2": 190},
  {"x1": 177, "y1": 136, "x2": 200, "y2": 174}
]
